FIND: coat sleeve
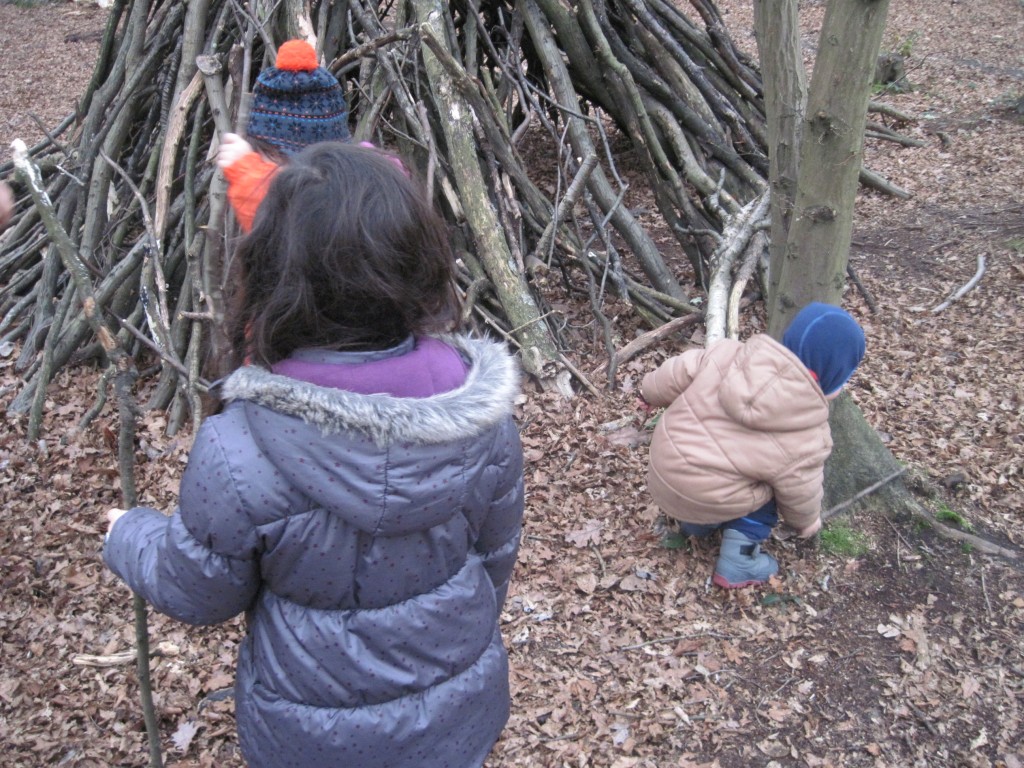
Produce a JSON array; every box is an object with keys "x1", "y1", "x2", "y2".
[
  {"x1": 641, "y1": 348, "x2": 710, "y2": 407},
  {"x1": 223, "y1": 151, "x2": 279, "y2": 234},
  {"x1": 770, "y1": 451, "x2": 827, "y2": 531},
  {"x1": 103, "y1": 419, "x2": 262, "y2": 625},
  {"x1": 470, "y1": 417, "x2": 524, "y2": 609}
]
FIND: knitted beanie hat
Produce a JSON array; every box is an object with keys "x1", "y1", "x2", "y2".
[
  {"x1": 247, "y1": 40, "x2": 351, "y2": 156},
  {"x1": 782, "y1": 302, "x2": 866, "y2": 396}
]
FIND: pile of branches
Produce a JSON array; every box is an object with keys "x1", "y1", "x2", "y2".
[{"x1": 1, "y1": 0, "x2": 778, "y2": 433}]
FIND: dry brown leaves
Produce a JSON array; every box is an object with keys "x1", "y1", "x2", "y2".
[{"x1": 1, "y1": 0, "x2": 1023, "y2": 766}]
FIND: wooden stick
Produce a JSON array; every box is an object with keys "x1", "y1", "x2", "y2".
[
  {"x1": 12, "y1": 139, "x2": 164, "y2": 768},
  {"x1": 196, "y1": 54, "x2": 233, "y2": 136},
  {"x1": 931, "y1": 254, "x2": 987, "y2": 313},
  {"x1": 614, "y1": 313, "x2": 703, "y2": 367},
  {"x1": 821, "y1": 468, "x2": 906, "y2": 521}
]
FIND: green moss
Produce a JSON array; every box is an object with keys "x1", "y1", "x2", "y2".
[
  {"x1": 660, "y1": 531, "x2": 689, "y2": 550},
  {"x1": 896, "y1": 31, "x2": 920, "y2": 58},
  {"x1": 820, "y1": 520, "x2": 869, "y2": 558},
  {"x1": 935, "y1": 504, "x2": 973, "y2": 531}
]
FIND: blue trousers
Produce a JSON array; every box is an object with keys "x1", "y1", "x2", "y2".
[{"x1": 680, "y1": 498, "x2": 779, "y2": 542}]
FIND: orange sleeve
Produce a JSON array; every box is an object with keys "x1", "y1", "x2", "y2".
[{"x1": 223, "y1": 152, "x2": 279, "y2": 233}]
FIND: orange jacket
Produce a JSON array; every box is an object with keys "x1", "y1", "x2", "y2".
[
  {"x1": 223, "y1": 151, "x2": 279, "y2": 233},
  {"x1": 641, "y1": 335, "x2": 831, "y2": 530}
]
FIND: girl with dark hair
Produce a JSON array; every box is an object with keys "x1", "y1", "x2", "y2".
[{"x1": 103, "y1": 142, "x2": 525, "y2": 768}]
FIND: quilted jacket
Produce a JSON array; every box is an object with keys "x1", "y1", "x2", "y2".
[
  {"x1": 104, "y1": 334, "x2": 524, "y2": 768},
  {"x1": 642, "y1": 334, "x2": 831, "y2": 530}
]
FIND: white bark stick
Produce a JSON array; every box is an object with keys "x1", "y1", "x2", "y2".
[
  {"x1": 705, "y1": 192, "x2": 769, "y2": 345},
  {"x1": 931, "y1": 254, "x2": 986, "y2": 313}
]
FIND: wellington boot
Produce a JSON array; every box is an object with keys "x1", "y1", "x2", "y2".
[{"x1": 712, "y1": 529, "x2": 778, "y2": 588}]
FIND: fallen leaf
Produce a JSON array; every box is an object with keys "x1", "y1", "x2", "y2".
[
  {"x1": 576, "y1": 573, "x2": 598, "y2": 594},
  {"x1": 962, "y1": 675, "x2": 981, "y2": 698},
  {"x1": 170, "y1": 719, "x2": 200, "y2": 753},
  {"x1": 970, "y1": 728, "x2": 988, "y2": 750},
  {"x1": 565, "y1": 519, "x2": 603, "y2": 547},
  {"x1": 877, "y1": 624, "x2": 901, "y2": 639}
]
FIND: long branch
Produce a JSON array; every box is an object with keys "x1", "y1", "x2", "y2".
[{"x1": 12, "y1": 140, "x2": 163, "y2": 768}]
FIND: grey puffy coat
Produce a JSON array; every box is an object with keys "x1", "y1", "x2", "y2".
[{"x1": 104, "y1": 335, "x2": 524, "y2": 768}]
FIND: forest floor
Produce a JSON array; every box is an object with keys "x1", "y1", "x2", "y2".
[{"x1": 0, "y1": 0, "x2": 1022, "y2": 767}]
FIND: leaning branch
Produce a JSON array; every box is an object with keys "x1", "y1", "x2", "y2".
[
  {"x1": 931, "y1": 254, "x2": 986, "y2": 313},
  {"x1": 12, "y1": 139, "x2": 164, "y2": 768},
  {"x1": 821, "y1": 468, "x2": 906, "y2": 521},
  {"x1": 611, "y1": 312, "x2": 703, "y2": 369},
  {"x1": 705, "y1": 190, "x2": 769, "y2": 344}
]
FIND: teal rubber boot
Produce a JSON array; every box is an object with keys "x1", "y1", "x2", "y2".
[{"x1": 712, "y1": 529, "x2": 778, "y2": 588}]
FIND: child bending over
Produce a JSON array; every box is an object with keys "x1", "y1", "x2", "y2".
[
  {"x1": 104, "y1": 143, "x2": 525, "y2": 768},
  {"x1": 641, "y1": 302, "x2": 865, "y2": 588}
]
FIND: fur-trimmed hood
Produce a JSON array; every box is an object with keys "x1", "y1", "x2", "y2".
[
  {"x1": 221, "y1": 334, "x2": 520, "y2": 447},
  {"x1": 213, "y1": 334, "x2": 522, "y2": 536}
]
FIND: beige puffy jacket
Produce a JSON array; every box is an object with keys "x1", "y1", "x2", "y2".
[{"x1": 642, "y1": 334, "x2": 831, "y2": 530}]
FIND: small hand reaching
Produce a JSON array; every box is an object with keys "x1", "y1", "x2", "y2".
[
  {"x1": 796, "y1": 518, "x2": 822, "y2": 538},
  {"x1": 106, "y1": 508, "x2": 128, "y2": 538},
  {"x1": 217, "y1": 133, "x2": 254, "y2": 169}
]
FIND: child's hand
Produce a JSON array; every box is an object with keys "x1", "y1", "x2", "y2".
[
  {"x1": 0, "y1": 182, "x2": 13, "y2": 231},
  {"x1": 106, "y1": 508, "x2": 128, "y2": 537},
  {"x1": 796, "y1": 518, "x2": 822, "y2": 538},
  {"x1": 217, "y1": 133, "x2": 254, "y2": 169},
  {"x1": 636, "y1": 395, "x2": 654, "y2": 414}
]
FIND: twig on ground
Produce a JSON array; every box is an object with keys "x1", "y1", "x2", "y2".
[
  {"x1": 615, "y1": 631, "x2": 734, "y2": 653},
  {"x1": 907, "y1": 702, "x2": 940, "y2": 737},
  {"x1": 847, "y1": 262, "x2": 879, "y2": 313},
  {"x1": 931, "y1": 254, "x2": 987, "y2": 313},
  {"x1": 981, "y1": 570, "x2": 993, "y2": 620},
  {"x1": 882, "y1": 513, "x2": 914, "y2": 553},
  {"x1": 821, "y1": 468, "x2": 907, "y2": 521},
  {"x1": 71, "y1": 641, "x2": 181, "y2": 668}
]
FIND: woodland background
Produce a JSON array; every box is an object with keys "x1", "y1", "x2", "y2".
[{"x1": 0, "y1": 0, "x2": 1022, "y2": 766}]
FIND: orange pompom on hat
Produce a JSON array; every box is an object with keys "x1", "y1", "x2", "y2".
[
  {"x1": 247, "y1": 39, "x2": 351, "y2": 156},
  {"x1": 275, "y1": 39, "x2": 320, "y2": 71}
]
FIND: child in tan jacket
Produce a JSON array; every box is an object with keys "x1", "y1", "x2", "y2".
[{"x1": 641, "y1": 302, "x2": 866, "y2": 588}]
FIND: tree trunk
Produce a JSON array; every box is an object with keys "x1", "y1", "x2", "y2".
[
  {"x1": 823, "y1": 393, "x2": 907, "y2": 512},
  {"x1": 754, "y1": 0, "x2": 956, "y2": 539},
  {"x1": 752, "y1": 0, "x2": 805, "y2": 311},
  {"x1": 766, "y1": 0, "x2": 892, "y2": 336}
]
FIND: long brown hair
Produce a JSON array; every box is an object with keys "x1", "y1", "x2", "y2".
[{"x1": 225, "y1": 142, "x2": 459, "y2": 368}]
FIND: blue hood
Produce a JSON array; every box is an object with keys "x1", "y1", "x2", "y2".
[{"x1": 782, "y1": 302, "x2": 865, "y2": 395}]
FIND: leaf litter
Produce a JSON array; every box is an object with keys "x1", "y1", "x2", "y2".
[{"x1": 1, "y1": 0, "x2": 1023, "y2": 766}]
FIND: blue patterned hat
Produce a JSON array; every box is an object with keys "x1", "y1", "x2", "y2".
[{"x1": 247, "y1": 40, "x2": 351, "y2": 156}]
